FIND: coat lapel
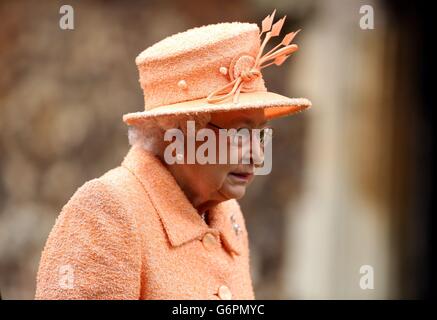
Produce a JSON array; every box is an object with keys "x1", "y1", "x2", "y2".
[
  {"x1": 121, "y1": 145, "x2": 243, "y2": 256},
  {"x1": 208, "y1": 201, "x2": 245, "y2": 256}
]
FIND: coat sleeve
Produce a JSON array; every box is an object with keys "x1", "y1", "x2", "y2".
[{"x1": 35, "y1": 179, "x2": 142, "y2": 300}]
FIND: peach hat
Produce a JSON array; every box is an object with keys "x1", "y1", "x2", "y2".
[{"x1": 123, "y1": 10, "x2": 311, "y2": 125}]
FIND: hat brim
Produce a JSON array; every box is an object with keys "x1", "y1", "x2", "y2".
[{"x1": 122, "y1": 91, "x2": 311, "y2": 125}]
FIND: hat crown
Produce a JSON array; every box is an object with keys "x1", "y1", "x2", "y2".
[
  {"x1": 135, "y1": 22, "x2": 266, "y2": 109},
  {"x1": 136, "y1": 22, "x2": 258, "y2": 65}
]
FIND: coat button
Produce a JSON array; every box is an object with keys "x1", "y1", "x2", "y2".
[
  {"x1": 218, "y1": 285, "x2": 232, "y2": 300},
  {"x1": 202, "y1": 233, "x2": 218, "y2": 251}
]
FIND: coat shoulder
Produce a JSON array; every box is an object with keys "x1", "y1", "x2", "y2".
[
  {"x1": 35, "y1": 166, "x2": 143, "y2": 299},
  {"x1": 58, "y1": 164, "x2": 150, "y2": 218},
  {"x1": 55, "y1": 166, "x2": 138, "y2": 224}
]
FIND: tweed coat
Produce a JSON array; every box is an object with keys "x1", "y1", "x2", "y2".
[{"x1": 35, "y1": 145, "x2": 255, "y2": 300}]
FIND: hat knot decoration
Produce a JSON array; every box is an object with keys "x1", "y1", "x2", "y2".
[{"x1": 207, "y1": 9, "x2": 300, "y2": 104}]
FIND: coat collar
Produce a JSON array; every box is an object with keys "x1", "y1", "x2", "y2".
[{"x1": 121, "y1": 145, "x2": 244, "y2": 256}]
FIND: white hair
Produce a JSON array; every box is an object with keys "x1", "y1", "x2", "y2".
[{"x1": 127, "y1": 113, "x2": 212, "y2": 155}]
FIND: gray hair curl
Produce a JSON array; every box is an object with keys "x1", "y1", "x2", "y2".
[{"x1": 127, "y1": 113, "x2": 212, "y2": 155}]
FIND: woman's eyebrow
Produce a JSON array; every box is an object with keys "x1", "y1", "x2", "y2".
[{"x1": 237, "y1": 117, "x2": 267, "y2": 128}]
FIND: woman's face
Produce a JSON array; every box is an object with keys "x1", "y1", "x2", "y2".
[{"x1": 165, "y1": 109, "x2": 268, "y2": 209}]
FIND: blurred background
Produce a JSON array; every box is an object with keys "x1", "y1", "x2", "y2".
[{"x1": 0, "y1": 0, "x2": 433, "y2": 299}]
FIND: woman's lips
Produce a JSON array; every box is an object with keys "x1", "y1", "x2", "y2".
[{"x1": 228, "y1": 172, "x2": 254, "y2": 183}]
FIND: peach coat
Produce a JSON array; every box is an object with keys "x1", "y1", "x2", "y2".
[{"x1": 35, "y1": 145, "x2": 255, "y2": 300}]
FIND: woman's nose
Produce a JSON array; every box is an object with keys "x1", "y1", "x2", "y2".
[
  {"x1": 250, "y1": 136, "x2": 264, "y2": 166},
  {"x1": 238, "y1": 131, "x2": 265, "y2": 165}
]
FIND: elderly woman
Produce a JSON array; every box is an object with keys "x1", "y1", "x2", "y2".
[{"x1": 35, "y1": 11, "x2": 311, "y2": 300}]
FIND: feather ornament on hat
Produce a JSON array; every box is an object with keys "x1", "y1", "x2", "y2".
[{"x1": 206, "y1": 10, "x2": 301, "y2": 104}]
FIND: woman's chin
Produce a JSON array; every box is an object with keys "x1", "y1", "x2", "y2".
[{"x1": 219, "y1": 185, "x2": 247, "y2": 200}]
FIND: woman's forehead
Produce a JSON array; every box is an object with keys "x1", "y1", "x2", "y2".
[{"x1": 210, "y1": 109, "x2": 268, "y2": 127}]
